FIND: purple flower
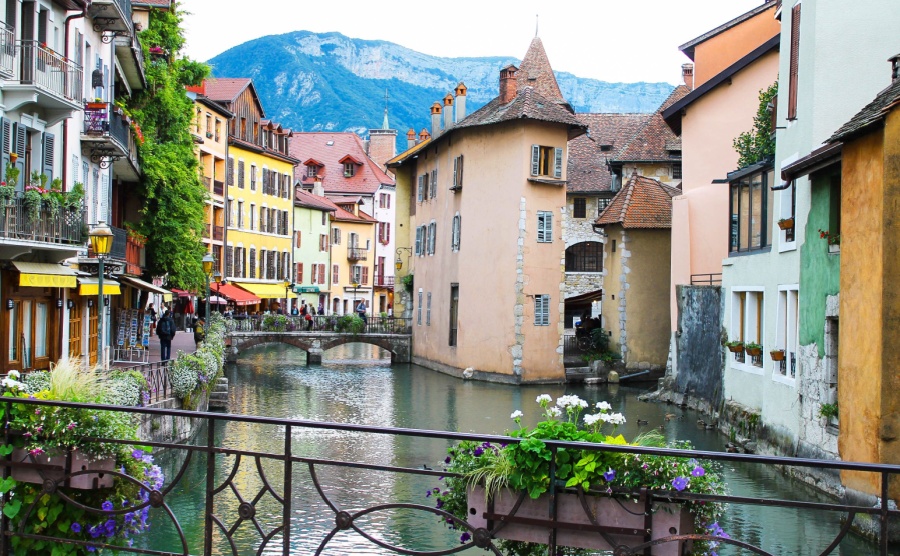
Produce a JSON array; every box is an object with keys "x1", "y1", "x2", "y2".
[
  {"x1": 473, "y1": 447, "x2": 484, "y2": 457},
  {"x1": 87, "y1": 546, "x2": 96, "y2": 553},
  {"x1": 444, "y1": 456, "x2": 451, "y2": 464},
  {"x1": 672, "y1": 476, "x2": 688, "y2": 491},
  {"x1": 70, "y1": 522, "x2": 82, "y2": 533},
  {"x1": 436, "y1": 499, "x2": 444, "y2": 509},
  {"x1": 104, "y1": 518, "x2": 116, "y2": 536},
  {"x1": 131, "y1": 449, "x2": 144, "y2": 460},
  {"x1": 124, "y1": 512, "x2": 134, "y2": 525},
  {"x1": 89, "y1": 525, "x2": 101, "y2": 539},
  {"x1": 102, "y1": 500, "x2": 114, "y2": 512},
  {"x1": 691, "y1": 465, "x2": 705, "y2": 477},
  {"x1": 603, "y1": 468, "x2": 616, "y2": 482},
  {"x1": 460, "y1": 532, "x2": 471, "y2": 543},
  {"x1": 425, "y1": 490, "x2": 432, "y2": 498}
]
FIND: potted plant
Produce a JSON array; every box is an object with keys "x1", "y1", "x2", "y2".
[
  {"x1": 23, "y1": 185, "x2": 43, "y2": 222},
  {"x1": 819, "y1": 229, "x2": 841, "y2": 253},
  {"x1": 429, "y1": 395, "x2": 727, "y2": 556},
  {"x1": 0, "y1": 179, "x2": 13, "y2": 205},
  {"x1": 65, "y1": 181, "x2": 85, "y2": 211},
  {"x1": 819, "y1": 402, "x2": 839, "y2": 421},
  {"x1": 744, "y1": 342, "x2": 763, "y2": 357},
  {"x1": 770, "y1": 349, "x2": 786, "y2": 361},
  {"x1": 777, "y1": 217, "x2": 794, "y2": 230},
  {"x1": 725, "y1": 340, "x2": 744, "y2": 353}
]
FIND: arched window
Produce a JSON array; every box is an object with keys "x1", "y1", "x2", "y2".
[{"x1": 565, "y1": 242, "x2": 603, "y2": 272}]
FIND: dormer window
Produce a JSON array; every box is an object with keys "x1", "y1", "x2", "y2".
[
  {"x1": 307, "y1": 165, "x2": 317, "y2": 178},
  {"x1": 343, "y1": 162, "x2": 355, "y2": 178},
  {"x1": 600, "y1": 145, "x2": 613, "y2": 152}
]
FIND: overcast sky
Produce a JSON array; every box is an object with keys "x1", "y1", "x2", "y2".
[{"x1": 181, "y1": 0, "x2": 766, "y2": 85}]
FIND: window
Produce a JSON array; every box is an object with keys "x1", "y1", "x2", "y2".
[
  {"x1": 565, "y1": 242, "x2": 603, "y2": 272},
  {"x1": 417, "y1": 290, "x2": 423, "y2": 325},
  {"x1": 378, "y1": 222, "x2": 391, "y2": 245},
  {"x1": 430, "y1": 169, "x2": 437, "y2": 199},
  {"x1": 531, "y1": 145, "x2": 563, "y2": 178},
  {"x1": 296, "y1": 263, "x2": 303, "y2": 283},
  {"x1": 415, "y1": 226, "x2": 425, "y2": 256},
  {"x1": 250, "y1": 204, "x2": 256, "y2": 231},
  {"x1": 573, "y1": 198, "x2": 586, "y2": 219},
  {"x1": 238, "y1": 160, "x2": 245, "y2": 189},
  {"x1": 672, "y1": 163, "x2": 682, "y2": 180},
  {"x1": 729, "y1": 167, "x2": 774, "y2": 253},
  {"x1": 379, "y1": 192, "x2": 390, "y2": 208},
  {"x1": 730, "y1": 289, "x2": 764, "y2": 369},
  {"x1": 537, "y1": 211, "x2": 553, "y2": 243},
  {"x1": 250, "y1": 166, "x2": 257, "y2": 191},
  {"x1": 249, "y1": 248, "x2": 256, "y2": 278},
  {"x1": 534, "y1": 295, "x2": 550, "y2": 326},
  {"x1": 597, "y1": 198, "x2": 611, "y2": 214},
  {"x1": 426, "y1": 292, "x2": 432, "y2": 325},
  {"x1": 449, "y1": 284, "x2": 459, "y2": 346},
  {"x1": 214, "y1": 119, "x2": 221, "y2": 142},
  {"x1": 417, "y1": 175, "x2": 425, "y2": 203},
  {"x1": 332, "y1": 227, "x2": 341, "y2": 245},
  {"x1": 343, "y1": 162, "x2": 355, "y2": 177},
  {"x1": 452, "y1": 155, "x2": 464, "y2": 190},
  {"x1": 788, "y1": 4, "x2": 801, "y2": 120},
  {"x1": 237, "y1": 201, "x2": 244, "y2": 229},
  {"x1": 321, "y1": 212, "x2": 327, "y2": 226},
  {"x1": 319, "y1": 234, "x2": 328, "y2": 252},
  {"x1": 332, "y1": 264, "x2": 339, "y2": 283},
  {"x1": 225, "y1": 200, "x2": 232, "y2": 227},
  {"x1": 451, "y1": 213, "x2": 461, "y2": 252},
  {"x1": 427, "y1": 221, "x2": 436, "y2": 255},
  {"x1": 307, "y1": 164, "x2": 317, "y2": 178},
  {"x1": 227, "y1": 157, "x2": 234, "y2": 187},
  {"x1": 775, "y1": 287, "x2": 799, "y2": 378}
]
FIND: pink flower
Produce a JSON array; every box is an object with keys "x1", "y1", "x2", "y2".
[{"x1": 29, "y1": 448, "x2": 44, "y2": 456}]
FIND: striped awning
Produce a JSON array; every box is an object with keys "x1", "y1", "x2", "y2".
[
  {"x1": 77, "y1": 277, "x2": 122, "y2": 296},
  {"x1": 13, "y1": 262, "x2": 78, "y2": 288},
  {"x1": 232, "y1": 282, "x2": 289, "y2": 299}
]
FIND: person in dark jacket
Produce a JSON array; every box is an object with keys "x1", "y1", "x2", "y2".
[
  {"x1": 194, "y1": 317, "x2": 206, "y2": 347},
  {"x1": 157, "y1": 310, "x2": 176, "y2": 361}
]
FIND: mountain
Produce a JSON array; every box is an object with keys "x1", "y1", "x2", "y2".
[{"x1": 207, "y1": 31, "x2": 675, "y2": 147}]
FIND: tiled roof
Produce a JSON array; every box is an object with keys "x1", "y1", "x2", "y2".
[
  {"x1": 678, "y1": 0, "x2": 778, "y2": 60},
  {"x1": 595, "y1": 173, "x2": 680, "y2": 229},
  {"x1": 203, "y1": 78, "x2": 255, "y2": 106},
  {"x1": 133, "y1": 0, "x2": 170, "y2": 6},
  {"x1": 517, "y1": 37, "x2": 566, "y2": 106},
  {"x1": 614, "y1": 85, "x2": 690, "y2": 163},
  {"x1": 455, "y1": 86, "x2": 584, "y2": 132},
  {"x1": 829, "y1": 78, "x2": 900, "y2": 143},
  {"x1": 290, "y1": 132, "x2": 395, "y2": 195},
  {"x1": 294, "y1": 189, "x2": 336, "y2": 212},
  {"x1": 566, "y1": 113, "x2": 650, "y2": 193}
]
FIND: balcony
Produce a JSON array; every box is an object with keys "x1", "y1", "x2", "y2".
[
  {"x1": 374, "y1": 275, "x2": 394, "y2": 288},
  {"x1": 213, "y1": 180, "x2": 225, "y2": 196},
  {"x1": 109, "y1": 225, "x2": 127, "y2": 261},
  {"x1": 81, "y1": 102, "x2": 140, "y2": 181},
  {"x1": 0, "y1": 193, "x2": 85, "y2": 248},
  {"x1": 213, "y1": 225, "x2": 224, "y2": 241},
  {"x1": 347, "y1": 247, "x2": 368, "y2": 261},
  {"x1": 4, "y1": 41, "x2": 84, "y2": 121},
  {"x1": 114, "y1": 30, "x2": 145, "y2": 91},
  {"x1": 0, "y1": 22, "x2": 14, "y2": 79},
  {"x1": 125, "y1": 234, "x2": 145, "y2": 276},
  {"x1": 87, "y1": 0, "x2": 133, "y2": 35}
]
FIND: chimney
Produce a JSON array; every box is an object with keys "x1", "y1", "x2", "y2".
[
  {"x1": 431, "y1": 102, "x2": 442, "y2": 137},
  {"x1": 313, "y1": 177, "x2": 324, "y2": 198},
  {"x1": 681, "y1": 63, "x2": 694, "y2": 90},
  {"x1": 499, "y1": 65, "x2": 518, "y2": 104},
  {"x1": 443, "y1": 93, "x2": 454, "y2": 130},
  {"x1": 454, "y1": 82, "x2": 467, "y2": 122},
  {"x1": 419, "y1": 128, "x2": 431, "y2": 143},
  {"x1": 891, "y1": 54, "x2": 900, "y2": 82},
  {"x1": 407, "y1": 128, "x2": 417, "y2": 149}
]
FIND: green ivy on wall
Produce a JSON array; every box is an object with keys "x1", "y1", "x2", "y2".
[{"x1": 733, "y1": 82, "x2": 778, "y2": 169}]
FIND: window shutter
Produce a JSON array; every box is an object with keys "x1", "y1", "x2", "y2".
[
  {"x1": 249, "y1": 248, "x2": 256, "y2": 278},
  {"x1": 386, "y1": 222, "x2": 390, "y2": 244},
  {"x1": 227, "y1": 157, "x2": 234, "y2": 186},
  {"x1": 318, "y1": 264, "x2": 325, "y2": 285},
  {"x1": 362, "y1": 266, "x2": 368, "y2": 285},
  {"x1": 531, "y1": 145, "x2": 540, "y2": 176},
  {"x1": 415, "y1": 226, "x2": 423, "y2": 255},
  {"x1": 537, "y1": 213, "x2": 546, "y2": 242},
  {"x1": 297, "y1": 262, "x2": 303, "y2": 283},
  {"x1": 426, "y1": 292, "x2": 432, "y2": 325},
  {"x1": 545, "y1": 213, "x2": 553, "y2": 241},
  {"x1": 42, "y1": 132, "x2": 54, "y2": 181},
  {"x1": 788, "y1": 4, "x2": 801, "y2": 120},
  {"x1": 238, "y1": 160, "x2": 245, "y2": 188},
  {"x1": 458, "y1": 155, "x2": 463, "y2": 187},
  {"x1": 0, "y1": 118, "x2": 10, "y2": 183},
  {"x1": 453, "y1": 156, "x2": 458, "y2": 187},
  {"x1": 333, "y1": 264, "x2": 339, "y2": 283},
  {"x1": 431, "y1": 169, "x2": 437, "y2": 198},
  {"x1": 296, "y1": 231, "x2": 301, "y2": 248},
  {"x1": 100, "y1": 174, "x2": 109, "y2": 223},
  {"x1": 554, "y1": 147, "x2": 563, "y2": 178},
  {"x1": 417, "y1": 175, "x2": 424, "y2": 202}
]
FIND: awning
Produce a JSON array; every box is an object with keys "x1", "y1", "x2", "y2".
[
  {"x1": 13, "y1": 262, "x2": 78, "y2": 288},
  {"x1": 296, "y1": 286, "x2": 320, "y2": 293},
  {"x1": 233, "y1": 282, "x2": 289, "y2": 299},
  {"x1": 118, "y1": 276, "x2": 173, "y2": 298},
  {"x1": 207, "y1": 295, "x2": 228, "y2": 305},
  {"x1": 78, "y1": 277, "x2": 122, "y2": 296},
  {"x1": 216, "y1": 283, "x2": 262, "y2": 306},
  {"x1": 170, "y1": 288, "x2": 195, "y2": 298}
]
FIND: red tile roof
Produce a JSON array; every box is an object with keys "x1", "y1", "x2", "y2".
[
  {"x1": 203, "y1": 78, "x2": 265, "y2": 115},
  {"x1": 614, "y1": 85, "x2": 690, "y2": 163},
  {"x1": 456, "y1": 86, "x2": 583, "y2": 132},
  {"x1": 294, "y1": 188, "x2": 337, "y2": 212},
  {"x1": 290, "y1": 132, "x2": 394, "y2": 195},
  {"x1": 566, "y1": 113, "x2": 650, "y2": 193},
  {"x1": 595, "y1": 173, "x2": 681, "y2": 229},
  {"x1": 517, "y1": 37, "x2": 566, "y2": 106}
]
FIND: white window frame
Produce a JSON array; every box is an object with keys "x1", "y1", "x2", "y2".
[
  {"x1": 427, "y1": 221, "x2": 436, "y2": 255},
  {"x1": 773, "y1": 285, "x2": 799, "y2": 385},
  {"x1": 417, "y1": 289, "x2": 423, "y2": 325},
  {"x1": 729, "y1": 286, "x2": 765, "y2": 376}
]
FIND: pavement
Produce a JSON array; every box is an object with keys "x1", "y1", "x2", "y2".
[{"x1": 112, "y1": 329, "x2": 198, "y2": 367}]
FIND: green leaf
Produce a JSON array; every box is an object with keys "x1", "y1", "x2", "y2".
[
  {"x1": 3, "y1": 498, "x2": 21, "y2": 519},
  {"x1": 0, "y1": 444, "x2": 14, "y2": 456},
  {"x1": 0, "y1": 476, "x2": 17, "y2": 493}
]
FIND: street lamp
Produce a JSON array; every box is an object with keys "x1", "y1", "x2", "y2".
[
  {"x1": 283, "y1": 279, "x2": 292, "y2": 314},
  {"x1": 213, "y1": 271, "x2": 222, "y2": 315},
  {"x1": 89, "y1": 221, "x2": 113, "y2": 369},
  {"x1": 202, "y1": 253, "x2": 215, "y2": 323},
  {"x1": 395, "y1": 246, "x2": 412, "y2": 271}
]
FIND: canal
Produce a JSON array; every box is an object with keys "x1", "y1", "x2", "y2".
[{"x1": 141, "y1": 343, "x2": 873, "y2": 555}]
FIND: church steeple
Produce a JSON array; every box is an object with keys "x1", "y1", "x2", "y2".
[{"x1": 381, "y1": 89, "x2": 390, "y2": 129}]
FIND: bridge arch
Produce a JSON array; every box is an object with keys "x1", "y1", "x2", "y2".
[{"x1": 227, "y1": 332, "x2": 411, "y2": 364}]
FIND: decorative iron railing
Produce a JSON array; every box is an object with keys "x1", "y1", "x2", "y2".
[
  {"x1": 14, "y1": 40, "x2": 83, "y2": 105},
  {"x1": 374, "y1": 275, "x2": 394, "y2": 288},
  {"x1": 347, "y1": 247, "x2": 367, "y2": 261},
  {"x1": 109, "y1": 225, "x2": 127, "y2": 261},
  {"x1": 1, "y1": 397, "x2": 899, "y2": 555},
  {"x1": 114, "y1": 359, "x2": 172, "y2": 404},
  {"x1": 213, "y1": 180, "x2": 224, "y2": 196},
  {"x1": 224, "y1": 315, "x2": 412, "y2": 335},
  {"x1": 0, "y1": 22, "x2": 14, "y2": 78},
  {"x1": 212, "y1": 225, "x2": 224, "y2": 241},
  {"x1": 0, "y1": 195, "x2": 85, "y2": 245}
]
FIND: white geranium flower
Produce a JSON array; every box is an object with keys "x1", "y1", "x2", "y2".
[
  {"x1": 7, "y1": 370, "x2": 20, "y2": 380},
  {"x1": 510, "y1": 410, "x2": 523, "y2": 420},
  {"x1": 536, "y1": 394, "x2": 553, "y2": 405},
  {"x1": 595, "y1": 401, "x2": 612, "y2": 411},
  {"x1": 546, "y1": 407, "x2": 562, "y2": 418},
  {"x1": 556, "y1": 395, "x2": 588, "y2": 409},
  {"x1": 583, "y1": 413, "x2": 601, "y2": 426},
  {"x1": 607, "y1": 412, "x2": 627, "y2": 425}
]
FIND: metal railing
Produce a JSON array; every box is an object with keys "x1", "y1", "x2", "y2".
[
  {"x1": 114, "y1": 359, "x2": 172, "y2": 404},
  {"x1": 109, "y1": 225, "x2": 127, "y2": 261},
  {"x1": 347, "y1": 247, "x2": 367, "y2": 261},
  {"x1": 83, "y1": 102, "x2": 130, "y2": 153},
  {"x1": 1, "y1": 397, "x2": 899, "y2": 555},
  {"x1": 0, "y1": 22, "x2": 14, "y2": 78},
  {"x1": 225, "y1": 315, "x2": 412, "y2": 335},
  {"x1": 0, "y1": 195, "x2": 85, "y2": 245},
  {"x1": 690, "y1": 273, "x2": 722, "y2": 285},
  {"x1": 374, "y1": 275, "x2": 394, "y2": 288},
  {"x1": 14, "y1": 40, "x2": 83, "y2": 105}
]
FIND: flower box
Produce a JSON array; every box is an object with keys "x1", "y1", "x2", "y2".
[
  {"x1": 10, "y1": 448, "x2": 115, "y2": 490},
  {"x1": 770, "y1": 350, "x2": 786, "y2": 361},
  {"x1": 467, "y1": 486, "x2": 693, "y2": 555},
  {"x1": 777, "y1": 218, "x2": 794, "y2": 230},
  {"x1": 727, "y1": 344, "x2": 745, "y2": 354},
  {"x1": 745, "y1": 347, "x2": 762, "y2": 357},
  {"x1": 828, "y1": 243, "x2": 840, "y2": 254}
]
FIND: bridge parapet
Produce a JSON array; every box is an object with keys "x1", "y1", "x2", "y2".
[{"x1": 226, "y1": 330, "x2": 411, "y2": 364}]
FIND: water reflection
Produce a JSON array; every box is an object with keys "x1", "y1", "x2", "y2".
[{"x1": 141, "y1": 343, "x2": 874, "y2": 555}]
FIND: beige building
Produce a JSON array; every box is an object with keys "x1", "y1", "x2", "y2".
[
  {"x1": 388, "y1": 39, "x2": 585, "y2": 383},
  {"x1": 595, "y1": 174, "x2": 679, "y2": 372}
]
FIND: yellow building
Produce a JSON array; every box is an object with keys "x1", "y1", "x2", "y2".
[
  {"x1": 203, "y1": 78, "x2": 298, "y2": 310},
  {"x1": 323, "y1": 195, "x2": 377, "y2": 316}
]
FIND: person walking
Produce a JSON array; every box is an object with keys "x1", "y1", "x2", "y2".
[
  {"x1": 194, "y1": 317, "x2": 206, "y2": 347},
  {"x1": 356, "y1": 299, "x2": 368, "y2": 325},
  {"x1": 157, "y1": 310, "x2": 176, "y2": 361}
]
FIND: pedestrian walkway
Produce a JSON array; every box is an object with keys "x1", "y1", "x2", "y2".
[{"x1": 112, "y1": 329, "x2": 197, "y2": 367}]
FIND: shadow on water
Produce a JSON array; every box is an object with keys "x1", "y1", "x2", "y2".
[{"x1": 140, "y1": 343, "x2": 876, "y2": 555}]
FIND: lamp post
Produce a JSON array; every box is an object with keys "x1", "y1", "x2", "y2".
[
  {"x1": 89, "y1": 221, "x2": 113, "y2": 369},
  {"x1": 283, "y1": 279, "x2": 293, "y2": 314},
  {"x1": 202, "y1": 253, "x2": 215, "y2": 323},
  {"x1": 213, "y1": 271, "x2": 222, "y2": 315}
]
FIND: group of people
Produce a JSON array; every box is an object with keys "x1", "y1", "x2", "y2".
[{"x1": 147, "y1": 303, "x2": 205, "y2": 362}]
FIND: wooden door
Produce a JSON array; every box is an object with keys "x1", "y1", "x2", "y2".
[
  {"x1": 69, "y1": 300, "x2": 82, "y2": 359},
  {"x1": 88, "y1": 302, "x2": 98, "y2": 367}
]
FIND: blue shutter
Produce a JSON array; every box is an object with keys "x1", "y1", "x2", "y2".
[
  {"x1": 0, "y1": 118, "x2": 9, "y2": 185},
  {"x1": 417, "y1": 175, "x2": 424, "y2": 202},
  {"x1": 554, "y1": 147, "x2": 563, "y2": 178},
  {"x1": 42, "y1": 132, "x2": 54, "y2": 182},
  {"x1": 452, "y1": 157, "x2": 458, "y2": 188}
]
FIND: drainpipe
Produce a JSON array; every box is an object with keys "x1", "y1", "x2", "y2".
[{"x1": 62, "y1": 4, "x2": 87, "y2": 192}]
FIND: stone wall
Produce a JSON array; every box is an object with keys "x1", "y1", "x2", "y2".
[
  {"x1": 138, "y1": 387, "x2": 210, "y2": 446},
  {"x1": 563, "y1": 195, "x2": 605, "y2": 301},
  {"x1": 673, "y1": 285, "x2": 725, "y2": 405},
  {"x1": 797, "y1": 294, "x2": 840, "y2": 460}
]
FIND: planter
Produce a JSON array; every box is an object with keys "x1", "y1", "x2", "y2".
[
  {"x1": 777, "y1": 218, "x2": 794, "y2": 230},
  {"x1": 770, "y1": 350, "x2": 785, "y2": 361},
  {"x1": 10, "y1": 448, "x2": 115, "y2": 489},
  {"x1": 727, "y1": 345, "x2": 745, "y2": 354},
  {"x1": 745, "y1": 347, "x2": 762, "y2": 357},
  {"x1": 828, "y1": 243, "x2": 840, "y2": 254},
  {"x1": 467, "y1": 487, "x2": 692, "y2": 555}
]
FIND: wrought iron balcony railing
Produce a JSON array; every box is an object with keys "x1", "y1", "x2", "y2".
[
  {"x1": 87, "y1": 0, "x2": 133, "y2": 35},
  {"x1": 374, "y1": 275, "x2": 394, "y2": 288},
  {"x1": 12, "y1": 40, "x2": 83, "y2": 107},
  {"x1": 109, "y1": 225, "x2": 127, "y2": 261},
  {"x1": 83, "y1": 103, "x2": 130, "y2": 152},
  {"x1": 0, "y1": 22, "x2": 14, "y2": 78},
  {"x1": 0, "y1": 194, "x2": 85, "y2": 245},
  {"x1": 347, "y1": 247, "x2": 367, "y2": 261}
]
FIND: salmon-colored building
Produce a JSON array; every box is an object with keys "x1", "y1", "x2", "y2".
[
  {"x1": 388, "y1": 39, "x2": 585, "y2": 383},
  {"x1": 662, "y1": 2, "x2": 780, "y2": 333}
]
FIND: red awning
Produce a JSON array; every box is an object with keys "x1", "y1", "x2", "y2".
[
  {"x1": 170, "y1": 288, "x2": 195, "y2": 297},
  {"x1": 217, "y1": 283, "x2": 262, "y2": 306}
]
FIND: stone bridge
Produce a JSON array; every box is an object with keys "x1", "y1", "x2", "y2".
[{"x1": 226, "y1": 331, "x2": 412, "y2": 364}]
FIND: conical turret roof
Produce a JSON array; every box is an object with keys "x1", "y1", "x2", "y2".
[{"x1": 517, "y1": 37, "x2": 566, "y2": 106}]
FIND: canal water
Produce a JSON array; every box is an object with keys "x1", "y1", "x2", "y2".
[{"x1": 141, "y1": 343, "x2": 873, "y2": 555}]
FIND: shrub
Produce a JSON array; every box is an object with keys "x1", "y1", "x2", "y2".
[
  {"x1": 104, "y1": 370, "x2": 149, "y2": 407},
  {"x1": 336, "y1": 314, "x2": 364, "y2": 334},
  {"x1": 261, "y1": 314, "x2": 288, "y2": 332},
  {"x1": 21, "y1": 371, "x2": 50, "y2": 394},
  {"x1": 168, "y1": 350, "x2": 201, "y2": 398}
]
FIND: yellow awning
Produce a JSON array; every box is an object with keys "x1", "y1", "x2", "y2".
[
  {"x1": 78, "y1": 277, "x2": 122, "y2": 296},
  {"x1": 13, "y1": 262, "x2": 78, "y2": 288},
  {"x1": 232, "y1": 282, "x2": 289, "y2": 299}
]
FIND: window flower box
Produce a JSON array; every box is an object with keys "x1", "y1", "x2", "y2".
[
  {"x1": 770, "y1": 349, "x2": 786, "y2": 361},
  {"x1": 744, "y1": 343, "x2": 763, "y2": 357},
  {"x1": 467, "y1": 486, "x2": 693, "y2": 555},
  {"x1": 726, "y1": 342, "x2": 744, "y2": 354},
  {"x1": 777, "y1": 217, "x2": 794, "y2": 230},
  {"x1": 10, "y1": 448, "x2": 115, "y2": 490}
]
